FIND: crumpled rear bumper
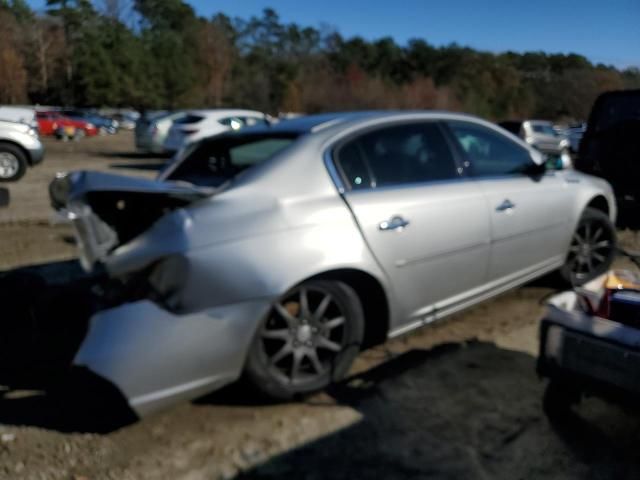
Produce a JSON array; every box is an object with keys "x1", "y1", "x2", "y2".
[{"x1": 73, "y1": 298, "x2": 271, "y2": 416}]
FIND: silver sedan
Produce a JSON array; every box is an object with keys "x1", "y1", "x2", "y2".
[{"x1": 51, "y1": 111, "x2": 617, "y2": 416}]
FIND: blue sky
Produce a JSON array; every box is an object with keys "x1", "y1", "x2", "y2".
[{"x1": 27, "y1": 0, "x2": 640, "y2": 68}]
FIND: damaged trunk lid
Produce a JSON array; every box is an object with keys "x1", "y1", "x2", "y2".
[{"x1": 50, "y1": 171, "x2": 211, "y2": 270}]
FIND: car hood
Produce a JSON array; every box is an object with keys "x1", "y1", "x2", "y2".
[{"x1": 50, "y1": 171, "x2": 213, "y2": 270}]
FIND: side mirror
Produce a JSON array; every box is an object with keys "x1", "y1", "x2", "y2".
[{"x1": 0, "y1": 187, "x2": 10, "y2": 207}]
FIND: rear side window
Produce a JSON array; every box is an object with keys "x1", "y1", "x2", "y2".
[
  {"x1": 218, "y1": 116, "x2": 243, "y2": 129},
  {"x1": 335, "y1": 142, "x2": 372, "y2": 190},
  {"x1": 448, "y1": 121, "x2": 533, "y2": 177},
  {"x1": 336, "y1": 122, "x2": 458, "y2": 189}
]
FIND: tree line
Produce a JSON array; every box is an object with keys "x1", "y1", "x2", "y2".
[{"x1": 1, "y1": 0, "x2": 638, "y2": 121}]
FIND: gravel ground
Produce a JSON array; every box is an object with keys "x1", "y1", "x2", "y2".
[{"x1": 0, "y1": 133, "x2": 639, "y2": 479}]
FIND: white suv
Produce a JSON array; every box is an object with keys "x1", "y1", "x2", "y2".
[
  {"x1": 163, "y1": 109, "x2": 268, "y2": 153},
  {"x1": 0, "y1": 119, "x2": 44, "y2": 182}
]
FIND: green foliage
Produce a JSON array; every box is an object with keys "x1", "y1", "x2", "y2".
[{"x1": 1, "y1": 1, "x2": 638, "y2": 120}]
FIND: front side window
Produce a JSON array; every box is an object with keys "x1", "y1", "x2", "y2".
[
  {"x1": 336, "y1": 122, "x2": 458, "y2": 189},
  {"x1": 448, "y1": 121, "x2": 534, "y2": 177}
]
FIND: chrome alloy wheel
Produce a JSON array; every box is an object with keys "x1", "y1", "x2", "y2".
[
  {"x1": 0, "y1": 152, "x2": 20, "y2": 179},
  {"x1": 260, "y1": 286, "x2": 348, "y2": 386},
  {"x1": 567, "y1": 218, "x2": 614, "y2": 281}
]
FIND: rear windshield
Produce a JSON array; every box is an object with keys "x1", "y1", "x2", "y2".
[
  {"x1": 166, "y1": 133, "x2": 299, "y2": 187},
  {"x1": 530, "y1": 123, "x2": 557, "y2": 136},
  {"x1": 175, "y1": 114, "x2": 205, "y2": 125},
  {"x1": 590, "y1": 92, "x2": 640, "y2": 132}
]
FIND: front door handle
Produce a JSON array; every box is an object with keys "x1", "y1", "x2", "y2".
[
  {"x1": 496, "y1": 199, "x2": 516, "y2": 212},
  {"x1": 379, "y1": 215, "x2": 410, "y2": 231}
]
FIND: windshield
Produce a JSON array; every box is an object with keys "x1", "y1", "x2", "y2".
[{"x1": 165, "y1": 133, "x2": 299, "y2": 187}]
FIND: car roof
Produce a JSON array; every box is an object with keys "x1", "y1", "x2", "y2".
[
  {"x1": 238, "y1": 110, "x2": 485, "y2": 136},
  {"x1": 186, "y1": 109, "x2": 265, "y2": 119}
]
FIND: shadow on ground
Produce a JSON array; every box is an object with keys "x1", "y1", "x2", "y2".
[
  {"x1": 240, "y1": 342, "x2": 640, "y2": 480},
  {"x1": 0, "y1": 260, "x2": 138, "y2": 433},
  {"x1": 0, "y1": 187, "x2": 9, "y2": 207}
]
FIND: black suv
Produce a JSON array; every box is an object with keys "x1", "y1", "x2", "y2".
[{"x1": 576, "y1": 89, "x2": 640, "y2": 203}]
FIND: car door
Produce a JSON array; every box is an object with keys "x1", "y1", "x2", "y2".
[
  {"x1": 445, "y1": 120, "x2": 575, "y2": 284},
  {"x1": 334, "y1": 121, "x2": 491, "y2": 325}
]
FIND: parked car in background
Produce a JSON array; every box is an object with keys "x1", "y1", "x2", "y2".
[
  {"x1": 0, "y1": 119, "x2": 44, "y2": 181},
  {"x1": 0, "y1": 106, "x2": 38, "y2": 130},
  {"x1": 567, "y1": 123, "x2": 586, "y2": 153},
  {"x1": 499, "y1": 120, "x2": 572, "y2": 169},
  {"x1": 50, "y1": 111, "x2": 616, "y2": 415},
  {"x1": 110, "y1": 112, "x2": 138, "y2": 130},
  {"x1": 576, "y1": 90, "x2": 640, "y2": 204},
  {"x1": 36, "y1": 112, "x2": 98, "y2": 140},
  {"x1": 61, "y1": 110, "x2": 118, "y2": 135},
  {"x1": 135, "y1": 111, "x2": 185, "y2": 154},
  {"x1": 163, "y1": 109, "x2": 268, "y2": 153}
]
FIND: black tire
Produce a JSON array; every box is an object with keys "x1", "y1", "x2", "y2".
[
  {"x1": 0, "y1": 142, "x2": 27, "y2": 182},
  {"x1": 245, "y1": 280, "x2": 364, "y2": 400},
  {"x1": 560, "y1": 207, "x2": 616, "y2": 286},
  {"x1": 543, "y1": 380, "x2": 581, "y2": 421}
]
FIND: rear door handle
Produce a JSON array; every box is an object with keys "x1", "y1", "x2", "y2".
[
  {"x1": 379, "y1": 215, "x2": 410, "y2": 231},
  {"x1": 496, "y1": 199, "x2": 516, "y2": 212}
]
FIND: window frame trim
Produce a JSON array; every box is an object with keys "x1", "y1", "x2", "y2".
[{"x1": 328, "y1": 119, "x2": 467, "y2": 192}]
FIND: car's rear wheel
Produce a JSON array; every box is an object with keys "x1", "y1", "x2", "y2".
[
  {"x1": 245, "y1": 280, "x2": 364, "y2": 400},
  {"x1": 0, "y1": 143, "x2": 27, "y2": 182},
  {"x1": 560, "y1": 207, "x2": 616, "y2": 285}
]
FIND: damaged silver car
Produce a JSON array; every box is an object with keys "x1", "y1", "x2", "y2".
[{"x1": 51, "y1": 111, "x2": 618, "y2": 416}]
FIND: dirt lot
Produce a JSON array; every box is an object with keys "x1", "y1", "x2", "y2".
[{"x1": 0, "y1": 133, "x2": 639, "y2": 479}]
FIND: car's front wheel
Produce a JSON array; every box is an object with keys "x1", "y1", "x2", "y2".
[
  {"x1": 0, "y1": 143, "x2": 27, "y2": 182},
  {"x1": 560, "y1": 207, "x2": 616, "y2": 285},
  {"x1": 245, "y1": 280, "x2": 364, "y2": 400}
]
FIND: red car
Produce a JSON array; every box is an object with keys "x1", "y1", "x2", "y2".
[{"x1": 36, "y1": 112, "x2": 98, "y2": 138}]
